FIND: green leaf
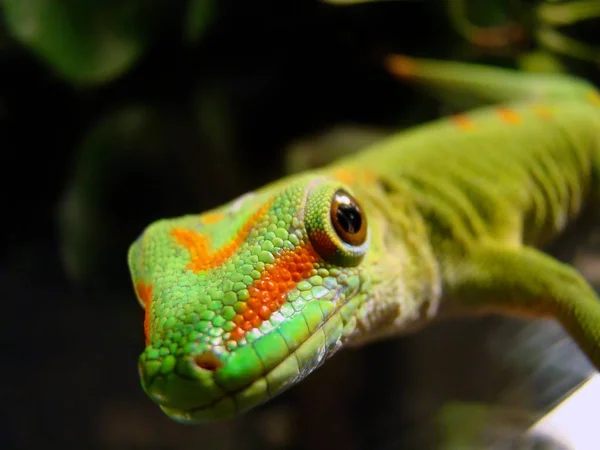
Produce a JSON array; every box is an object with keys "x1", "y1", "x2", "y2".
[
  {"x1": 184, "y1": 0, "x2": 214, "y2": 44},
  {"x1": 3, "y1": 0, "x2": 161, "y2": 85}
]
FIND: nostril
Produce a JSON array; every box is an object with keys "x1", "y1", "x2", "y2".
[{"x1": 193, "y1": 351, "x2": 224, "y2": 371}]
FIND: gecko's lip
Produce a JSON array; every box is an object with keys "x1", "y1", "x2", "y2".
[
  {"x1": 140, "y1": 358, "x2": 265, "y2": 423},
  {"x1": 156, "y1": 364, "x2": 287, "y2": 423},
  {"x1": 140, "y1": 297, "x2": 359, "y2": 423}
]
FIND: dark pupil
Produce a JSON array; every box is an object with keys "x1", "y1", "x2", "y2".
[{"x1": 336, "y1": 203, "x2": 362, "y2": 234}]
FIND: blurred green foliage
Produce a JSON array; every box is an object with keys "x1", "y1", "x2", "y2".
[
  {"x1": 185, "y1": 0, "x2": 214, "y2": 44},
  {"x1": 3, "y1": 0, "x2": 213, "y2": 84},
  {"x1": 4, "y1": 0, "x2": 599, "y2": 86}
]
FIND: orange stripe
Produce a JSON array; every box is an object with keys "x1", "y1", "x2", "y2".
[
  {"x1": 171, "y1": 200, "x2": 273, "y2": 273},
  {"x1": 229, "y1": 245, "x2": 320, "y2": 341},
  {"x1": 136, "y1": 282, "x2": 153, "y2": 345}
]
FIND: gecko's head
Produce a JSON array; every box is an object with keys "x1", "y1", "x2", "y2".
[{"x1": 128, "y1": 175, "x2": 371, "y2": 423}]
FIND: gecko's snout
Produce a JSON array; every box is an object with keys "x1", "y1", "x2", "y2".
[{"x1": 138, "y1": 347, "x2": 235, "y2": 422}]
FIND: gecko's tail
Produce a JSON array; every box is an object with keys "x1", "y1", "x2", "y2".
[{"x1": 384, "y1": 54, "x2": 600, "y2": 109}]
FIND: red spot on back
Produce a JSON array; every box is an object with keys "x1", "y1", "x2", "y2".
[
  {"x1": 136, "y1": 282, "x2": 153, "y2": 345},
  {"x1": 451, "y1": 114, "x2": 475, "y2": 131},
  {"x1": 229, "y1": 245, "x2": 320, "y2": 341},
  {"x1": 497, "y1": 107, "x2": 521, "y2": 124},
  {"x1": 171, "y1": 200, "x2": 272, "y2": 273}
]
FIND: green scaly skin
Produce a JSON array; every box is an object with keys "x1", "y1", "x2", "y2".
[{"x1": 128, "y1": 55, "x2": 600, "y2": 423}]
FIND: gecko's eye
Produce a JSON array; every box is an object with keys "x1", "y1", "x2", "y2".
[
  {"x1": 305, "y1": 181, "x2": 369, "y2": 267},
  {"x1": 331, "y1": 190, "x2": 367, "y2": 246}
]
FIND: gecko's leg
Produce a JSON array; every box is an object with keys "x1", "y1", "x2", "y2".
[
  {"x1": 384, "y1": 54, "x2": 598, "y2": 109},
  {"x1": 446, "y1": 244, "x2": 600, "y2": 370}
]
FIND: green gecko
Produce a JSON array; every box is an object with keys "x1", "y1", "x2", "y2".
[{"x1": 128, "y1": 54, "x2": 600, "y2": 423}]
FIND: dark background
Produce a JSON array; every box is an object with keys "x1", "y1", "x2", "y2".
[{"x1": 2, "y1": 1, "x2": 600, "y2": 449}]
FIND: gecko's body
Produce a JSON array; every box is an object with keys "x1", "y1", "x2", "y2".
[{"x1": 128, "y1": 56, "x2": 600, "y2": 423}]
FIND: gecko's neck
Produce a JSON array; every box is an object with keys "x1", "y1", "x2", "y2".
[{"x1": 329, "y1": 166, "x2": 444, "y2": 346}]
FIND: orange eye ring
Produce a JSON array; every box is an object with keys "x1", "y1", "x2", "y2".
[{"x1": 330, "y1": 189, "x2": 367, "y2": 247}]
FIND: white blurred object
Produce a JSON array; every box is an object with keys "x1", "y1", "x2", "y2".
[{"x1": 529, "y1": 374, "x2": 600, "y2": 450}]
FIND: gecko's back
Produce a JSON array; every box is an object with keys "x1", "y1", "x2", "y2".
[{"x1": 342, "y1": 98, "x2": 600, "y2": 250}]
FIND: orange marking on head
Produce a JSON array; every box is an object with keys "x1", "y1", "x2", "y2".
[
  {"x1": 171, "y1": 200, "x2": 273, "y2": 273},
  {"x1": 497, "y1": 107, "x2": 521, "y2": 124},
  {"x1": 332, "y1": 168, "x2": 356, "y2": 185},
  {"x1": 385, "y1": 54, "x2": 417, "y2": 78},
  {"x1": 229, "y1": 245, "x2": 320, "y2": 341},
  {"x1": 332, "y1": 168, "x2": 378, "y2": 187},
  {"x1": 532, "y1": 104, "x2": 554, "y2": 119},
  {"x1": 588, "y1": 91, "x2": 600, "y2": 106},
  {"x1": 201, "y1": 211, "x2": 226, "y2": 224},
  {"x1": 451, "y1": 114, "x2": 476, "y2": 131},
  {"x1": 136, "y1": 282, "x2": 153, "y2": 345}
]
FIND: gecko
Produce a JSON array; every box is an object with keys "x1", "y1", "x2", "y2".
[{"x1": 128, "y1": 54, "x2": 600, "y2": 423}]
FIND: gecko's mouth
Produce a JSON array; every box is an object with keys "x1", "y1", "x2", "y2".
[{"x1": 140, "y1": 295, "x2": 361, "y2": 423}]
